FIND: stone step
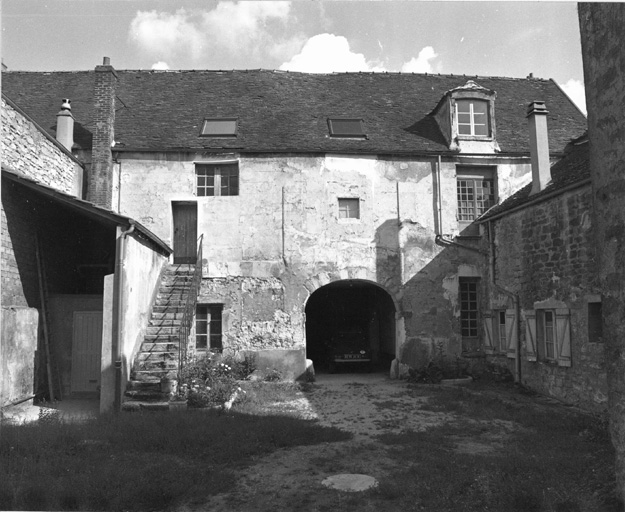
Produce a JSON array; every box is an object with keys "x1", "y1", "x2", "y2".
[
  {"x1": 135, "y1": 359, "x2": 178, "y2": 371},
  {"x1": 139, "y1": 341, "x2": 180, "y2": 352},
  {"x1": 131, "y1": 369, "x2": 177, "y2": 381},
  {"x1": 126, "y1": 380, "x2": 162, "y2": 391},
  {"x1": 149, "y1": 319, "x2": 183, "y2": 328},
  {"x1": 155, "y1": 298, "x2": 187, "y2": 307},
  {"x1": 151, "y1": 312, "x2": 185, "y2": 320},
  {"x1": 152, "y1": 305, "x2": 186, "y2": 314},
  {"x1": 143, "y1": 334, "x2": 180, "y2": 343},
  {"x1": 125, "y1": 389, "x2": 171, "y2": 401},
  {"x1": 122, "y1": 400, "x2": 170, "y2": 412},
  {"x1": 146, "y1": 326, "x2": 179, "y2": 336},
  {"x1": 136, "y1": 351, "x2": 177, "y2": 362}
]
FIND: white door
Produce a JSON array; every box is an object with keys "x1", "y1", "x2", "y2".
[{"x1": 71, "y1": 311, "x2": 103, "y2": 394}]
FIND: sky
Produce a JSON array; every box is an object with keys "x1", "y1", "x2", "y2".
[{"x1": 1, "y1": 0, "x2": 586, "y2": 113}]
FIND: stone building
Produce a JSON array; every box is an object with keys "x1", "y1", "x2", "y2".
[
  {"x1": 579, "y1": 1, "x2": 625, "y2": 500},
  {"x1": 2, "y1": 61, "x2": 586, "y2": 394},
  {"x1": 477, "y1": 127, "x2": 606, "y2": 411},
  {"x1": 1, "y1": 93, "x2": 171, "y2": 414}
]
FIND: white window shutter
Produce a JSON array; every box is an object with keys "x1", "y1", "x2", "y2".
[
  {"x1": 555, "y1": 308, "x2": 572, "y2": 367},
  {"x1": 523, "y1": 310, "x2": 537, "y2": 361},
  {"x1": 483, "y1": 313, "x2": 494, "y2": 354},
  {"x1": 505, "y1": 310, "x2": 517, "y2": 359}
]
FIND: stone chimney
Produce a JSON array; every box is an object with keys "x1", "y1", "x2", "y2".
[
  {"x1": 55, "y1": 99, "x2": 74, "y2": 151},
  {"x1": 89, "y1": 56, "x2": 118, "y2": 209},
  {"x1": 527, "y1": 101, "x2": 551, "y2": 195}
]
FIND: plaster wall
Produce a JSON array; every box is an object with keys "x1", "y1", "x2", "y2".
[
  {"x1": 120, "y1": 233, "x2": 168, "y2": 388},
  {"x1": 118, "y1": 152, "x2": 532, "y2": 370},
  {"x1": 1, "y1": 307, "x2": 38, "y2": 405},
  {"x1": 1, "y1": 98, "x2": 83, "y2": 197}
]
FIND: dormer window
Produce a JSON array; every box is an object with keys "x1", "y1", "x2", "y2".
[
  {"x1": 200, "y1": 118, "x2": 238, "y2": 137},
  {"x1": 328, "y1": 118, "x2": 366, "y2": 138},
  {"x1": 456, "y1": 99, "x2": 490, "y2": 137}
]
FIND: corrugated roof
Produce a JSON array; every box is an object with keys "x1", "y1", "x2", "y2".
[
  {"x1": 478, "y1": 135, "x2": 590, "y2": 222},
  {"x1": 1, "y1": 69, "x2": 586, "y2": 154}
]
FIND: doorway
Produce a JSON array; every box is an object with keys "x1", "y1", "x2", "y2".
[
  {"x1": 71, "y1": 311, "x2": 103, "y2": 394},
  {"x1": 172, "y1": 202, "x2": 198, "y2": 264},
  {"x1": 305, "y1": 280, "x2": 396, "y2": 373}
]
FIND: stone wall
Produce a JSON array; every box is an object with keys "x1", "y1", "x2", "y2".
[
  {"x1": 579, "y1": 1, "x2": 625, "y2": 499},
  {"x1": 486, "y1": 184, "x2": 606, "y2": 410},
  {"x1": 1, "y1": 97, "x2": 83, "y2": 197}
]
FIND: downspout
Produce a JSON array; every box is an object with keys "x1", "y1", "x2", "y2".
[
  {"x1": 487, "y1": 221, "x2": 521, "y2": 384},
  {"x1": 113, "y1": 222, "x2": 135, "y2": 413}
]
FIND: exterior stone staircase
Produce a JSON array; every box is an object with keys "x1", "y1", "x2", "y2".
[{"x1": 122, "y1": 264, "x2": 196, "y2": 411}]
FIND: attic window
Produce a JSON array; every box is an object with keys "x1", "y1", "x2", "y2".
[
  {"x1": 456, "y1": 99, "x2": 490, "y2": 137},
  {"x1": 200, "y1": 118, "x2": 238, "y2": 137},
  {"x1": 328, "y1": 118, "x2": 366, "y2": 138}
]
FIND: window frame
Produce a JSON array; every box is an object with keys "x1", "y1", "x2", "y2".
[
  {"x1": 338, "y1": 198, "x2": 361, "y2": 220},
  {"x1": 492, "y1": 309, "x2": 507, "y2": 353},
  {"x1": 459, "y1": 277, "x2": 480, "y2": 342},
  {"x1": 587, "y1": 301, "x2": 603, "y2": 344},
  {"x1": 455, "y1": 99, "x2": 491, "y2": 138},
  {"x1": 195, "y1": 304, "x2": 223, "y2": 352},
  {"x1": 195, "y1": 162, "x2": 239, "y2": 197},
  {"x1": 537, "y1": 309, "x2": 557, "y2": 361},
  {"x1": 199, "y1": 118, "x2": 238, "y2": 138},
  {"x1": 327, "y1": 118, "x2": 367, "y2": 138},
  {"x1": 456, "y1": 166, "x2": 497, "y2": 233}
]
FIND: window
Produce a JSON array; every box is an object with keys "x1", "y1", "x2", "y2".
[
  {"x1": 459, "y1": 278, "x2": 479, "y2": 339},
  {"x1": 492, "y1": 310, "x2": 507, "y2": 352},
  {"x1": 525, "y1": 308, "x2": 572, "y2": 366},
  {"x1": 456, "y1": 99, "x2": 490, "y2": 137},
  {"x1": 328, "y1": 118, "x2": 366, "y2": 138},
  {"x1": 196, "y1": 305, "x2": 223, "y2": 351},
  {"x1": 588, "y1": 302, "x2": 603, "y2": 343},
  {"x1": 338, "y1": 198, "x2": 360, "y2": 219},
  {"x1": 200, "y1": 118, "x2": 237, "y2": 137},
  {"x1": 537, "y1": 310, "x2": 556, "y2": 360},
  {"x1": 457, "y1": 167, "x2": 496, "y2": 227},
  {"x1": 196, "y1": 163, "x2": 239, "y2": 196}
]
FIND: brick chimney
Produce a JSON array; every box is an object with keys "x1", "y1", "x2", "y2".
[
  {"x1": 55, "y1": 99, "x2": 74, "y2": 151},
  {"x1": 89, "y1": 57, "x2": 118, "y2": 209},
  {"x1": 526, "y1": 101, "x2": 551, "y2": 195}
]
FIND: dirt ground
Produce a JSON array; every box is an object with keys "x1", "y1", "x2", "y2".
[{"x1": 178, "y1": 373, "x2": 522, "y2": 512}]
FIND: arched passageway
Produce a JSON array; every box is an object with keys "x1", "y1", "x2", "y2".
[{"x1": 305, "y1": 280, "x2": 396, "y2": 373}]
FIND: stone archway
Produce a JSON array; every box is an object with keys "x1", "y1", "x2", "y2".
[{"x1": 305, "y1": 280, "x2": 396, "y2": 373}]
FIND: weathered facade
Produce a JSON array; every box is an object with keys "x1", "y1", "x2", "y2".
[
  {"x1": 479, "y1": 137, "x2": 606, "y2": 411},
  {"x1": 579, "y1": 1, "x2": 625, "y2": 500},
  {"x1": 2, "y1": 64, "x2": 586, "y2": 383}
]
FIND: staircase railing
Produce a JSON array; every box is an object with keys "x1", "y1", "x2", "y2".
[{"x1": 177, "y1": 234, "x2": 204, "y2": 383}]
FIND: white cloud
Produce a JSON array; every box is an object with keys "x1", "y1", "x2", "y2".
[
  {"x1": 280, "y1": 34, "x2": 385, "y2": 73},
  {"x1": 400, "y1": 46, "x2": 440, "y2": 74},
  {"x1": 129, "y1": 2, "x2": 299, "y2": 66},
  {"x1": 560, "y1": 79, "x2": 587, "y2": 115},
  {"x1": 151, "y1": 61, "x2": 170, "y2": 70}
]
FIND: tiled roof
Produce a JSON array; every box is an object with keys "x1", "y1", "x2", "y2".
[
  {"x1": 478, "y1": 135, "x2": 590, "y2": 221},
  {"x1": 1, "y1": 69, "x2": 586, "y2": 154}
]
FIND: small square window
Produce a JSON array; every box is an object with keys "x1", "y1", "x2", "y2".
[
  {"x1": 196, "y1": 163, "x2": 239, "y2": 196},
  {"x1": 459, "y1": 278, "x2": 479, "y2": 339},
  {"x1": 537, "y1": 310, "x2": 556, "y2": 360},
  {"x1": 200, "y1": 118, "x2": 238, "y2": 137},
  {"x1": 328, "y1": 118, "x2": 366, "y2": 138},
  {"x1": 338, "y1": 198, "x2": 360, "y2": 219}
]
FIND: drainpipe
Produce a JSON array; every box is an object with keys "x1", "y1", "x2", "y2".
[
  {"x1": 113, "y1": 222, "x2": 135, "y2": 412},
  {"x1": 487, "y1": 221, "x2": 521, "y2": 384}
]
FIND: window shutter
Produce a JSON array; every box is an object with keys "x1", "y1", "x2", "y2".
[
  {"x1": 555, "y1": 308, "x2": 572, "y2": 367},
  {"x1": 483, "y1": 313, "x2": 494, "y2": 354},
  {"x1": 505, "y1": 310, "x2": 517, "y2": 359},
  {"x1": 523, "y1": 310, "x2": 537, "y2": 361}
]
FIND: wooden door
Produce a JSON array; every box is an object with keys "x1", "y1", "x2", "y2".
[
  {"x1": 71, "y1": 311, "x2": 103, "y2": 394},
  {"x1": 172, "y1": 202, "x2": 198, "y2": 263}
]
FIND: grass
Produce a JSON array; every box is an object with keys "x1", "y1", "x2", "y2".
[
  {"x1": 371, "y1": 384, "x2": 621, "y2": 512},
  {"x1": 0, "y1": 383, "x2": 350, "y2": 512}
]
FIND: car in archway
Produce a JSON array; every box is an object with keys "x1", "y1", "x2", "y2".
[{"x1": 328, "y1": 329, "x2": 372, "y2": 373}]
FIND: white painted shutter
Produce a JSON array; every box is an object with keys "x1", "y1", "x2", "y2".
[
  {"x1": 505, "y1": 310, "x2": 517, "y2": 359},
  {"x1": 523, "y1": 310, "x2": 537, "y2": 361},
  {"x1": 555, "y1": 308, "x2": 572, "y2": 367},
  {"x1": 483, "y1": 313, "x2": 494, "y2": 354}
]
